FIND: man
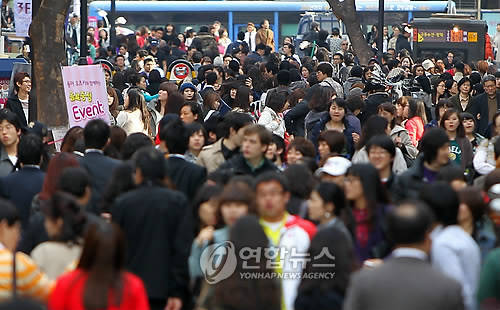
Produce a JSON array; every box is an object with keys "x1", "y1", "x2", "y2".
[
  {"x1": 140, "y1": 57, "x2": 155, "y2": 79},
  {"x1": 0, "y1": 109, "x2": 21, "y2": 176},
  {"x1": 396, "y1": 26, "x2": 412, "y2": 55},
  {"x1": 344, "y1": 65, "x2": 363, "y2": 97},
  {"x1": 339, "y1": 39, "x2": 350, "y2": 55},
  {"x1": 388, "y1": 26, "x2": 400, "y2": 51},
  {"x1": 317, "y1": 62, "x2": 344, "y2": 98},
  {"x1": 0, "y1": 134, "x2": 44, "y2": 230},
  {"x1": 217, "y1": 124, "x2": 278, "y2": 177},
  {"x1": 114, "y1": 54, "x2": 127, "y2": 72},
  {"x1": 392, "y1": 128, "x2": 451, "y2": 201},
  {"x1": 148, "y1": 39, "x2": 167, "y2": 73},
  {"x1": 79, "y1": 119, "x2": 120, "y2": 215},
  {"x1": 328, "y1": 27, "x2": 343, "y2": 54},
  {"x1": 112, "y1": 147, "x2": 189, "y2": 310},
  {"x1": 65, "y1": 12, "x2": 80, "y2": 63},
  {"x1": 280, "y1": 43, "x2": 301, "y2": 65},
  {"x1": 118, "y1": 44, "x2": 130, "y2": 66},
  {"x1": 473, "y1": 74, "x2": 500, "y2": 136},
  {"x1": 315, "y1": 156, "x2": 352, "y2": 187},
  {"x1": 255, "y1": 172, "x2": 316, "y2": 310},
  {"x1": 5, "y1": 72, "x2": 33, "y2": 128},
  {"x1": 344, "y1": 200, "x2": 464, "y2": 310},
  {"x1": 246, "y1": 43, "x2": 266, "y2": 63},
  {"x1": 420, "y1": 182, "x2": 481, "y2": 310},
  {"x1": 360, "y1": 74, "x2": 390, "y2": 123},
  {"x1": 160, "y1": 119, "x2": 206, "y2": 200},
  {"x1": 191, "y1": 26, "x2": 219, "y2": 60},
  {"x1": 0, "y1": 199, "x2": 53, "y2": 300},
  {"x1": 226, "y1": 31, "x2": 248, "y2": 56},
  {"x1": 197, "y1": 112, "x2": 253, "y2": 173},
  {"x1": 332, "y1": 52, "x2": 348, "y2": 82},
  {"x1": 244, "y1": 22, "x2": 257, "y2": 52},
  {"x1": 255, "y1": 19, "x2": 275, "y2": 52}
]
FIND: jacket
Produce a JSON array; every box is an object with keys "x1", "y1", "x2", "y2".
[
  {"x1": 390, "y1": 125, "x2": 418, "y2": 159},
  {"x1": 197, "y1": 139, "x2": 226, "y2": 173},
  {"x1": 255, "y1": 28, "x2": 275, "y2": 51},
  {"x1": 449, "y1": 94, "x2": 474, "y2": 114},
  {"x1": 343, "y1": 77, "x2": 363, "y2": 98},
  {"x1": 5, "y1": 94, "x2": 36, "y2": 127},
  {"x1": 216, "y1": 153, "x2": 278, "y2": 177},
  {"x1": 309, "y1": 114, "x2": 356, "y2": 158},
  {"x1": 360, "y1": 92, "x2": 391, "y2": 124},
  {"x1": 165, "y1": 156, "x2": 207, "y2": 201},
  {"x1": 284, "y1": 101, "x2": 309, "y2": 137},
  {"x1": 344, "y1": 254, "x2": 464, "y2": 310},
  {"x1": 319, "y1": 77, "x2": 344, "y2": 99},
  {"x1": 258, "y1": 106, "x2": 285, "y2": 138},
  {"x1": 405, "y1": 116, "x2": 424, "y2": 147},
  {"x1": 112, "y1": 183, "x2": 190, "y2": 300},
  {"x1": 453, "y1": 136, "x2": 474, "y2": 171},
  {"x1": 260, "y1": 213, "x2": 317, "y2": 310},
  {"x1": 471, "y1": 91, "x2": 500, "y2": 136},
  {"x1": 473, "y1": 136, "x2": 498, "y2": 175},
  {"x1": 0, "y1": 145, "x2": 14, "y2": 177}
]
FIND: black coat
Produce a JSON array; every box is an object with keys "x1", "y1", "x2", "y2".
[
  {"x1": 284, "y1": 101, "x2": 309, "y2": 137},
  {"x1": 360, "y1": 92, "x2": 391, "y2": 124},
  {"x1": 111, "y1": 183, "x2": 190, "y2": 300},
  {"x1": 5, "y1": 94, "x2": 36, "y2": 127},
  {"x1": 217, "y1": 153, "x2": 279, "y2": 177},
  {"x1": 0, "y1": 167, "x2": 44, "y2": 229},
  {"x1": 78, "y1": 151, "x2": 120, "y2": 214},
  {"x1": 471, "y1": 91, "x2": 500, "y2": 136},
  {"x1": 165, "y1": 156, "x2": 207, "y2": 201}
]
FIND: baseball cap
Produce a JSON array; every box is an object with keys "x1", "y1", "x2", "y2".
[
  {"x1": 150, "y1": 39, "x2": 159, "y2": 46},
  {"x1": 422, "y1": 59, "x2": 435, "y2": 71},
  {"x1": 315, "y1": 156, "x2": 352, "y2": 177}
]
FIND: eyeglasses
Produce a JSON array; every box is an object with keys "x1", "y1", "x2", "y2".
[
  {"x1": 341, "y1": 43, "x2": 348, "y2": 46},
  {"x1": 22, "y1": 79, "x2": 31, "y2": 84}
]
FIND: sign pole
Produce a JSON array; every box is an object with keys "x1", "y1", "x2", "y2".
[{"x1": 80, "y1": 0, "x2": 87, "y2": 58}]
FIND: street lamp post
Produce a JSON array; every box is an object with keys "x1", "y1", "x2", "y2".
[
  {"x1": 110, "y1": 0, "x2": 116, "y2": 49},
  {"x1": 377, "y1": 0, "x2": 384, "y2": 58},
  {"x1": 80, "y1": 0, "x2": 88, "y2": 58}
]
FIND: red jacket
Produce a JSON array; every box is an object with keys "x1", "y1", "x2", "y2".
[
  {"x1": 485, "y1": 34, "x2": 494, "y2": 60},
  {"x1": 49, "y1": 270, "x2": 149, "y2": 310},
  {"x1": 405, "y1": 116, "x2": 424, "y2": 147}
]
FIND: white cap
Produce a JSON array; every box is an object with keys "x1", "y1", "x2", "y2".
[
  {"x1": 115, "y1": 17, "x2": 127, "y2": 25},
  {"x1": 315, "y1": 156, "x2": 352, "y2": 177},
  {"x1": 422, "y1": 59, "x2": 435, "y2": 71}
]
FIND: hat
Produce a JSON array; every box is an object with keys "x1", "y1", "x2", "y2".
[
  {"x1": 247, "y1": 22, "x2": 255, "y2": 27},
  {"x1": 457, "y1": 76, "x2": 471, "y2": 90},
  {"x1": 179, "y1": 82, "x2": 196, "y2": 92},
  {"x1": 150, "y1": 39, "x2": 159, "y2": 47},
  {"x1": 115, "y1": 17, "x2": 127, "y2": 25},
  {"x1": 25, "y1": 121, "x2": 48, "y2": 138},
  {"x1": 422, "y1": 59, "x2": 435, "y2": 71},
  {"x1": 70, "y1": 12, "x2": 79, "y2": 18},
  {"x1": 348, "y1": 87, "x2": 364, "y2": 98},
  {"x1": 315, "y1": 157, "x2": 352, "y2": 177}
]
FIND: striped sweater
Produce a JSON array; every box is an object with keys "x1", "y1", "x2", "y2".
[{"x1": 0, "y1": 249, "x2": 53, "y2": 301}]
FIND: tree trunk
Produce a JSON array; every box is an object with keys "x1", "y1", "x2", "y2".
[
  {"x1": 326, "y1": 0, "x2": 373, "y2": 65},
  {"x1": 30, "y1": 0, "x2": 71, "y2": 127}
]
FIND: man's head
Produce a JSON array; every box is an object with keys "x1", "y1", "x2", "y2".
[
  {"x1": 392, "y1": 25, "x2": 401, "y2": 37},
  {"x1": 283, "y1": 43, "x2": 294, "y2": 56},
  {"x1": 331, "y1": 27, "x2": 340, "y2": 37},
  {"x1": 133, "y1": 146, "x2": 166, "y2": 184},
  {"x1": 420, "y1": 128, "x2": 450, "y2": 168},
  {"x1": 333, "y1": 53, "x2": 343, "y2": 65},
  {"x1": 119, "y1": 44, "x2": 127, "y2": 55},
  {"x1": 18, "y1": 134, "x2": 43, "y2": 166},
  {"x1": 0, "y1": 109, "x2": 21, "y2": 149},
  {"x1": 115, "y1": 54, "x2": 125, "y2": 67},
  {"x1": 0, "y1": 199, "x2": 20, "y2": 251},
  {"x1": 219, "y1": 112, "x2": 253, "y2": 145},
  {"x1": 316, "y1": 62, "x2": 333, "y2": 81},
  {"x1": 247, "y1": 22, "x2": 255, "y2": 33},
  {"x1": 241, "y1": 124, "x2": 272, "y2": 162},
  {"x1": 160, "y1": 118, "x2": 189, "y2": 155},
  {"x1": 13, "y1": 72, "x2": 31, "y2": 94},
  {"x1": 483, "y1": 74, "x2": 497, "y2": 97},
  {"x1": 58, "y1": 167, "x2": 91, "y2": 205},
  {"x1": 255, "y1": 172, "x2": 290, "y2": 222},
  {"x1": 387, "y1": 200, "x2": 435, "y2": 253},
  {"x1": 256, "y1": 43, "x2": 267, "y2": 56},
  {"x1": 143, "y1": 58, "x2": 154, "y2": 73},
  {"x1": 83, "y1": 119, "x2": 110, "y2": 150},
  {"x1": 447, "y1": 51, "x2": 454, "y2": 63},
  {"x1": 261, "y1": 19, "x2": 270, "y2": 30},
  {"x1": 341, "y1": 39, "x2": 349, "y2": 51},
  {"x1": 420, "y1": 181, "x2": 459, "y2": 227},
  {"x1": 266, "y1": 134, "x2": 285, "y2": 164}
]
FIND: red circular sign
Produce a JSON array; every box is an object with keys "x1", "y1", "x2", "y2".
[{"x1": 172, "y1": 63, "x2": 190, "y2": 80}]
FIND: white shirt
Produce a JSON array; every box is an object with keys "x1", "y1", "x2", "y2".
[
  {"x1": 116, "y1": 109, "x2": 148, "y2": 136},
  {"x1": 392, "y1": 247, "x2": 428, "y2": 260},
  {"x1": 244, "y1": 31, "x2": 257, "y2": 52},
  {"x1": 20, "y1": 98, "x2": 28, "y2": 121}
]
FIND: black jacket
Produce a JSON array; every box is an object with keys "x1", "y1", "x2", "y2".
[
  {"x1": 78, "y1": 151, "x2": 121, "y2": 214},
  {"x1": 285, "y1": 101, "x2": 309, "y2": 137},
  {"x1": 5, "y1": 94, "x2": 36, "y2": 127},
  {"x1": 0, "y1": 167, "x2": 44, "y2": 229},
  {"x1": 217, "y1": 154, "x2": 279, "y2": 177},
  {"x1": 360, "y1": 92, "x2": 391, "y2": 124},
  {"x1": 165, "y1": 156, "x2": 206, "y2": 201},
  {"x1": 112, "y1": 183, "x2": 190, "y2": 300},
  {"x1": 471, "y1": 91, "x2": 500, "y2": 136}
]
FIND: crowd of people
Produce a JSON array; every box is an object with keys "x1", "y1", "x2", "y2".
[{"x1": 0, "y1": 17, "x2": 500, "y2": 310}]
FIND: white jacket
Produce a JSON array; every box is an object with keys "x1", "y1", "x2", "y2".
[
  {"x1": 258, "y1": 106, "x2": 285, "y2": 138},
  {"x1": 352, "y1": 145, "x2": 408, "y2": 175}
]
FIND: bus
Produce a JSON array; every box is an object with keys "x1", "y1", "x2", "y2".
[{"x1": 89, "y1": 1, "x2": 454, "y2": 51}]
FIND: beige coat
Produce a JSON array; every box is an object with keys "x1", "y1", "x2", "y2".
[
  {"x1": 197, "y1": 139, "x2": 226, "y2": 173},
  {"x1": 255, "y1": 28, "x2": 275, "y2": 51}
]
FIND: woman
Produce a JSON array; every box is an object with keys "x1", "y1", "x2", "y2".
[
  {"x1": 301, "y1": 64, "x2": 313, "y2": 81},
  {"x1": 98, "y1": 29, "x2": 109, "y2": 48},
  {"x1": 461, "y1": 112, "x2": 485, "y2": 153},
  {"x1": 130, "y1": 74, "x2": 159, "y2": 103},
  {"x1": 60, "y1": 127, "x2": 84, "y2": 153},
  {"x1": 395, "y1": 96, "x2": 409, "y2": 126},
  {"x1": 344, "y1": 163, "x2": 391, "y2": 262},
  {"x1": 218, "y1": 29, "x2": 232, "y2": 55},
  {"x1": 449, "y1": 77, "x2": 473, "y2": 113},
  {"x1": 458, "y1": 187, "x2": 497, "y2": 261},
  {"x1": 405, "y1": 98, "x2": 426, "y2": 147},
  {"x1": 304, "y1": 85, "x2": 335, "y2": 138},
  {"x1": 294, "y1": 226, "x2": 355, "y2": 310},
  {"x1": 377, "y1": 102, "x2": 418, "y2": 163},
  {"x1": 149, "y1": 82, "x2": 178, "y2": 117},
  {"x1": 116, "y1": 88, "x2": 152, "y2": 136},
  {"x1": 400, "y1": 56, "x2": 413, "y2": 68},
  {"x1": 440, "y1": 108, "x2": 473, "y2": 170},
  {"x1": 146, "y1": 69, "x2": 162, "y2": 96},
  {"x1": 232, "y1": 85, "x2": 253, "y2": 114},
  {"x1": 412, "y1": 64, "x2": 425, "y2": 77},
  {"x1": 352, "y1": 115, "x2": 407, "y2": 175},
  {"x1": 367, "y1": 135, "x2": 398, "y2": 191},
  {"x1": 177, "y1": 33, "x2": 187, "y2": 52},
  {"x1": 185, "y1": 122, "x2": 207, "y2": 163},
  {"x1": 48, "y1": 222, "x2": 149, "y2": 310},
  {"x1": 473, "y1": 112, "x2": 500, "y2": 176},
  {"x1": 201, "y1": 89, "x2": 222, "y2": 121},
  {"x1": 317, "y1": 130, "x2": 345, "y2": 164},
  {"x1": 425, "y1": 99, "x2": 450, "y2": 129},
  {"x1": 431, "y1": 78, "x2": 447, "y2": 106},
  {"x1": 308, "y1": 182, "x2": 351, "y2": 242},
  {"x1": 310, "y1": 98, "x2": 357, "y2": 158},
  {"x1": 258, "y1": 91, "x2": 287, "y2": 138},
  {"x1": 31, "y1": 192, "x2": 86, "y2": 279},
  {"x1": 107, "y1": 86, "x2": 119, "y2": 126},
  {"x1": 446, "y1": 79, "x2": 459, "y2": 97}
]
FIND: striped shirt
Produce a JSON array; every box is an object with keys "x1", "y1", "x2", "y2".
[{"x1": 0, "y1": 249, "x2": 53, "y2": 301}]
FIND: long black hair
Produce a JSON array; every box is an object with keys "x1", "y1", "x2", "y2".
[{"x1": 356, "y1": 115, "x2": 388, "y2": 150}]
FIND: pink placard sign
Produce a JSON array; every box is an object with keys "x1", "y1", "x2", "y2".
[{"x1": 61, "y1": 65, "x2": 110, "y2": 128}]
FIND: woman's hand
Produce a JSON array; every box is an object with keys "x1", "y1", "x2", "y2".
[
  {"x1": 195, "y1": 226, "x2": 214, "y2": 246},
  {"x1": 352, "y1": 133, "x2": 360, "y2": 144},
  {"x1": 394, "y1": 136, "x2": 402, "y2": 147}
]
